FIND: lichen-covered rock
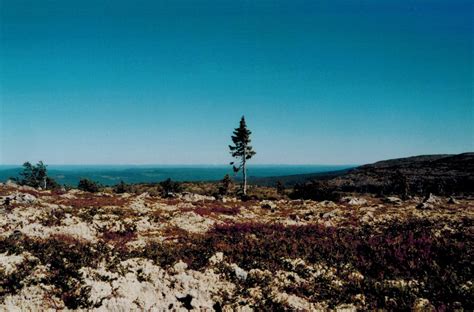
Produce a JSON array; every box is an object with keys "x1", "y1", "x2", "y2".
[
  {"x1": 1, "y1": 192, "x2": 37, "y2": 205},
  {"x1": 412, "y1": 298, "x2": 434, "y2": 311},
  {"x1": 230, "y1": 263, "x2": 248, "y2": 281},
  {"x1": 209, "y1": 252, "x2": 224, "y2": 266},
  {"x1": 5, "y1": 180, "x2": 19, "y2": 188},
  {"x1": 81, "y1": 258, "x2": 236, "y2": 311},
  {"x1": 416, "y1": 202, "x2": 433, "y2": 210},
  {"x1": 1, "y1": 285, "x2": 63, "y2": 311},
  {"x1": 170, "y1": 211, "x2": 216, "y2": 233},
  {"x1": 448, "y1": 197, "x2": 459, "y2": 204},
  {"x1": 341, "y1": 197, "x2": 367, "y2": 206},
  {"x1": 0, "y1": 252, "x2": 30, "y2": 274},
  {"x1": 181, "y1": 192, "x2": 215, "y2": 202},
  {"x1": 261, "y1": 200, "x2": 276, "y2": 210},
  {"x1": 0, "y1": 184, "x2": 471, "y2": 311},
  {"x1": 318, "y1": 200, "x2": 337, "y2": 208},
  {"x1": 384, "y1": 196, "x2": 403, "y2": 205},
  {"x1": 322, "y1": 209, "x2": 341, "y2": 219},
  {"x1": 423, "y1": 193, "x2": 441, "y2": 205}
]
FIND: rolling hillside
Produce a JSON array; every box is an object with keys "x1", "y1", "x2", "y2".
[{"x1": 255, "y1": 153, "x2": 474, "y2": 195}]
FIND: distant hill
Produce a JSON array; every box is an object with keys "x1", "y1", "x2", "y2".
[{"x1": 255, "y1": 153, "x2": 474, "y2": 195}]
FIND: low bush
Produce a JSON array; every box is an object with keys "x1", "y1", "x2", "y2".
[
  {"x1": 137, "y1": 217, "x2": 472, "y2": 310},
  {"x1": 193, "y1": 204, "x2": 241, "y2": 216},
  {"x1": 59, "y1": 194, "x2": 128, "y2": 209},
  {"x1": 99, "y1": 222, "x2": 137, "y2": 252},
  {"x1": 77, "y1": 179, "x2": 102, "y2": 193},
  {"x1": 290, "y1": 180, "x2": 341, "y2": 201},
  {"x1": 0, "y1": 234, "x2": 110, "y2": 309},
  {"x1": 218, "y1": 174, "x2": 233, "y2": 196},
  {"x1": 113, "y1": 180, "x2": 132, "y2": 194},
  {"x1": 12, "y1": 161, "x2": 60, "y2": 190},
  {"x1": 159, "y1": 178, "x2": 182, "y2": 197},
  {"x1": 40, "y1": 209, "x2": 66, "y2": 226}
]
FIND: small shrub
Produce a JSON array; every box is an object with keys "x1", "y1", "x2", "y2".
[
  {"x1": 276, "y1": 180, "x2": 285, "y2": 195},
  {"x1": 77, "y1": 179, "x2": 102, "y2": 193},
  {"x1": 77, "y1": 206, "x2": 101, "y2": 223},
  {"x1": 218, "y1": 174, "x2": 233, "y2": 196},
  {"x1": 12, "y1": 161, "x2": 59, "y2": 190},
  {"x1": 113, "y1": 180, "x2": 132, "y2": 194},
  {"x1": 290, "y1": 180, "x2": 341, "y2": 201},
  {"x1": 99, "y1": 222, "x2": 137, "y2": 252},
  {"x1": 41, "y1": 209, "x2": 66, "y2": 226},
  {"x1": 159, "y1": 178, "x2": 182, "y2": 197}
]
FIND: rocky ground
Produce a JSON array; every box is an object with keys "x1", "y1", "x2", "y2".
[{"x1": 0, "y1": 181, "x2": 472, "y2": 311}]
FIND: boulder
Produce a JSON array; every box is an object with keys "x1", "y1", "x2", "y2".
[
  {"x1": 18, "y1": 185, "x2": 37, "y2": 192},
  {"x1": 322, "y1": 210, "x2": 337, "y2": 219},
  {"x1": 412, "y1": 298, "x2": 434, "y2": 311},
  {"x1": 181, "y1": 192, "x2": 215, "y2": 202},
  {"x1": 423, "y1": 193, "x2": 441, "y2": 205},
  {"x1": 172, "y1": 261, "x2": 188, "y2": 274},
  {"x1": 318, "y1": 200, "x2": 337, "y2": 208},
  {"x1": 209, "y1": 252, "x2": 224, "y2": 266},
  {"x1": 384, "y1": 196, "x2": 403, "y2": 205},
  {"x1": 261, "y1": 200, "x2": 276, "y2": 210},
  {"x1": 1, "y1": 192, "x2": 37, "y2": 206},
  {"x1": 5, "y1": 180, "x2": 18, "y2": 188},
  {"x1": 416, "y1": 202, "x2": 433, "y2": 210},
  {"x1": 360, "y1": 211, "x2": 374, "y2": 223},
  {"x1": 230, "y1": 263, "x2": 248, "y2": 281},
  {"x1": 447, "y1": 197, "x2": 459, "y2": 204},
  {"x1": 222, "y1": 196, "x2": 237, "y2": 203},
  {"x1": 341, "y1": 197, "x2": 367, "y2": 206}
]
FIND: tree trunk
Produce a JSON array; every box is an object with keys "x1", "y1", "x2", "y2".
[
  {"x1": 242, "y1": 148, "x2": 247, "y2": 195},
  {"x1": 242, "y1": 158, "x2": 247, "y2": 195}
]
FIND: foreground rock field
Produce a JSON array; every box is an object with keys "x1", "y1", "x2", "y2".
[{"x1": 0, "y1": 182, "x2": 472, "y2": 311}]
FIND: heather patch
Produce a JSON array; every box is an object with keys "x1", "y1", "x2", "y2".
[
  {"x1": 0, "y1": 184, "x2": 472, "y2": 310},
  {"x1": 137, "y1": 218, "x2": 473, "y2": 310}
]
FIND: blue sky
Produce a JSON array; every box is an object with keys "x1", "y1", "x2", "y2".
[{"x1": 0, "y1": 0, "x2": 472, "y2": 165}]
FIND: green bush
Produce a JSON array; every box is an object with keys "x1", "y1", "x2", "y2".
[
  {"x1": 290, "y1": 180, "x2": 341, "y2": 201},
  {"x1": 218, "y1": 174, "x2": 233, "y2": 196},
  {"x1": 113, "y1": 180, "x2": 132, "y2": 194},
  {"x1": 12, "y1": 161, "x2": 59, "y2": 190},
  {"x1": 159, "y1": 178, "x2": 182, "y2": 197},
  {"x1": 275, "y1": 180, "x2": 285, "y2": 195},
  {"x1": 77, "y1": 179, "x2": 102, "y2": 193}
]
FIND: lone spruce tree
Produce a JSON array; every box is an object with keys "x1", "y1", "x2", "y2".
[{"x1": 229, "y1": 116, "x2": 256, "y2": 195}]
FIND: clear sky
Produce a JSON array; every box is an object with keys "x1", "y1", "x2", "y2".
[{"x1": 0, "y1": 0, "x2": 472, "y2": 165}]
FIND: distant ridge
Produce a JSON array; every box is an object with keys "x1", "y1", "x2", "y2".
[{"x1": 254, "y1": 153, "x2": 474, "y2": 195}]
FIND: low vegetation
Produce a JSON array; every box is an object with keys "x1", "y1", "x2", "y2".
[
  {"x1": 1, "y1": 151, "x2": 473, "y2": 311},
  {"x1": 0, "y1": 179, "x2": 472, "y2": 310},
  {"x1": 11, "y1": 161, "x2": 59, "y2": 190},
  {"x1": 159, "y1": 178, "x2": 183, "y2": 197},
  {"x1": 77, "y1": 178, "x2": 102, "y2": 193}
]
